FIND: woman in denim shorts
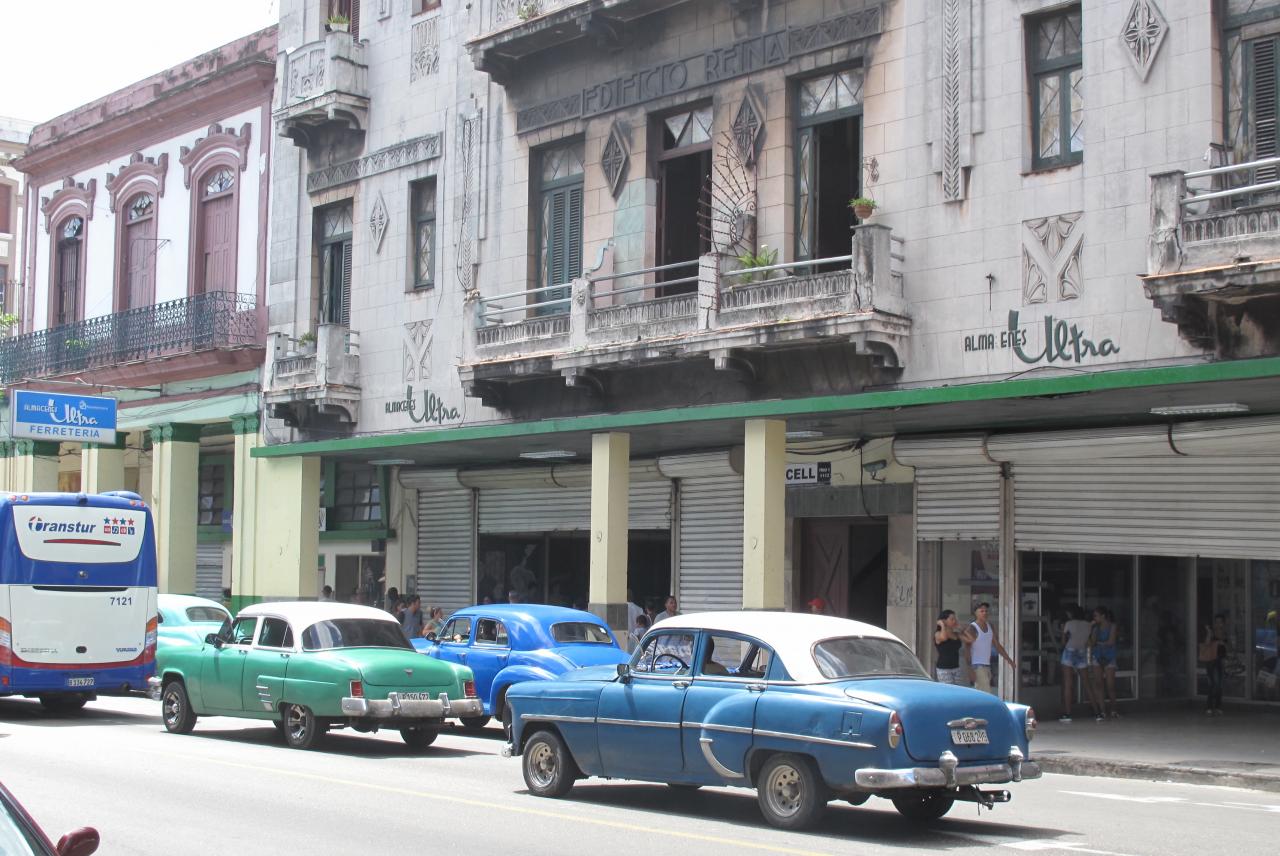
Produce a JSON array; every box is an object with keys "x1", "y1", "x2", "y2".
[
  {"x1": 1090, "y1": 606, "x2": 1120, "y2": 719},
  {"x1": 933, "y1": 609, "x2": 973, "y2": 684},
  {"x1": 1060, "y1": 605, "x2": 1103, "y2": 722}
]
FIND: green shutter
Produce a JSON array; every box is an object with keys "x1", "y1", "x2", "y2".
[
  {"x1": 1251, "y1": 37, "x2": 1278, "y2": 181},
  {"x1": 537, "y1": 183, "x2": 581, "y2": 315}
]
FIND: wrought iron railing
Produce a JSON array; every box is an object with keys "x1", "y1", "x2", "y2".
[{"x1": 0, "y1": 291, "x2": 260, "y2": 383}]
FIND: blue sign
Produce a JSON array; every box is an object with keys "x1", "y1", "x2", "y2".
[{"x1": 10, "y1": 390, "x2": 118, "y2": 443}]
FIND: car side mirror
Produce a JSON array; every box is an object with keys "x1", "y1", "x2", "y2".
[
  {"x1": 56, "y1": 827, "x2": 100, "y2": 856},
  {"x1": 425, "y1": 632, "x2": 438, "y2": 642},
  {"x1": 205, "y1": 633, "x2": 224, "y2": 648},
  {"x1": 616, "y1": 663, "x2": 631, "y2": 684}
]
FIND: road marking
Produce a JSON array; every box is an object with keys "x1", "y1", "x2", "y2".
[
  {"x1": 1002, "y1": 841, "x2": 1135, "y2": 855},
  {"x1": 145, "y1": 749, "x2": 835, "y2": 856},
  {"x1": 1061, "y1": 791, "x2": 1187, "y2": 804}
]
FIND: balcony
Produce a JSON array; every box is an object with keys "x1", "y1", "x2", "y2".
[
  {"x1": 469, "y1": 0, "x2": 691, "y2": 84},
  {"x1": 0, "y1": 292, "x2": 261, "y2": 386},
  {"x1": 459, "y1": 225, "x2": 910, "y2": 410},
  {"x1": 1144, "y1": 157, "x2": 1280, "y2": 357},
  {"x1": 264, "y1": 324, "x2": 361, "y2": 434},
  {"x1": 273, "y1": 31, "x2": 369, "y2": 148}
]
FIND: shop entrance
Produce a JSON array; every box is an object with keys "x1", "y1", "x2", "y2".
[{"x1": 798, "y1": 518, "x2": 887, "y2": 625}]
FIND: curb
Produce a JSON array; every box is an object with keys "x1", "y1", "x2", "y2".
[{"x1": 1036, "y1": 754, "x2": 1280, "y2": 793}]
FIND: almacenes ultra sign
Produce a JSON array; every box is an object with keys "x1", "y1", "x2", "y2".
[{"x1": 962, "y1": 310, "x2": 1120, "y2": 365}]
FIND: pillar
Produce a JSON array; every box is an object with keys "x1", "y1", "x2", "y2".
[
  {"x1": 742, "y1": 419, "x2": 786, "y2": 610},
  {"x1": 11, "y1": 440, "x2": 60, "y2": 493},
  {"x1": 0, "y1": 442, "x2": 12, "y2": 493},
  {"x1": 251, "y1": 453, "x2": 320, "y2": 603},
  {"x1": 589, "y1": 432, "x2": 630, "y2": 640},
  {"x1": 82, "y1": 432, "x2": 127, "y2": 494},
  {"x1": 150, "y1": 423, "x2": 201, "y2": 595},
  {"x1": 230, "y1": 414, "x2": 261, "y2": 611}
]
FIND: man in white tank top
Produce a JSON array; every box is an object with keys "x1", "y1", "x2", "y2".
[{"x1": 967, "y1": 602, "x2": 1015, "y2": 694}]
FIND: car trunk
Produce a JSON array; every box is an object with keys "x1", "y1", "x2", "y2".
[
  {"x1": 314, "y1": 649, "x2": 460, "y2": 694},
  {"x1": 841, "y1": 679, "x2": 1021, "y2": 763},
  {"x1": 9, "y1": 585, "x2": 150, "y2": 666}
]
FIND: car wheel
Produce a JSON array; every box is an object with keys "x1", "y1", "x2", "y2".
[
  {"x1": 461, "y1": 715, "x2": 491, "y2": 731},
  {"x1": 401, "y1": 727, "x2": 439, "y2": 751},
  {"x1": 282, "y1": 703, "x2": 322, "y2": 750},
  {"x1": 845, "y1": 792, "x2": 871, "y2": 807},
  {"x1": 161, "y1": 682, "x2": 197, "y2": 734},
  {"x1": 272, "y1": 718, "x2": 286, "y2": 739},
  {"x1": 522, "y1": 730, "x2": 578, "y2": 798},
  {"x1": 756, "y1": 754, "x2": 828, "y2": 831},
  {"x1": 38, "y1": 694, "x2": 87, "y2": 714},
  {"x1": 891, "y1": 790, "x2": 955, "y2": 822}
]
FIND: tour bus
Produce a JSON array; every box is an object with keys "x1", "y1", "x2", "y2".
[{"x1": 0, "y1": 491, "x2": 158, "y2": 712}]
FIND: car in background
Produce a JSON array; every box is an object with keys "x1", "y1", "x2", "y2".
[
  {"x1": 0, "y1": 780, "x2": 98, "y2": 856},
  {"x1": 505, "y1": 612, "x2": 1040, "y2": 830},
  {"x1": 149, "y1": 602, "x2": 481, "y2": 750},
  {"x1": 414, "y1": 604, "x2": 630, "y2": 730},
  {"x1": 156, "y1": 594, "x2": 230, "y2": 654}
]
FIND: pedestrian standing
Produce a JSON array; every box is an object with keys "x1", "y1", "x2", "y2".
[
  {"x1": 966, "y1": 602, "x2": 1015, "y2": 695},
  {"x1": 318, "y1": 585, "x2": 334, "y2": 602},
  {"x1": 655, "y1": 595, "x2": 679, "y2": 623},
  {"x1": 1089, "y1": 606, "x2": 1120, "y2": 719},
  {"x1": 934, "y1": 610, "x2": 975, "y2": 685},
  {"x1": 384, "y1": 586, "x2": 400, "y2": 615},
  {"x1": 1199, "y1": 613, "x2": 1229, "y2": 715},
  {"x1": 1059, "y1": 605, "x2": 1103, "y2": 722},
  {"x1": 401, "y1": 595, "x2": 424, "y2": 640}
]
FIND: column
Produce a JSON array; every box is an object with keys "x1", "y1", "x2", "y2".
[
  {"x1": 589, "y1": 432, "x2": 630, "y2": 641},
  {"x1": 0, "y1": 442, "x2": 12, "y2": 493},
  {"x1": 251, "y1": 454, "x2": 321, "y2": 603},
  {"x1": 81, "y1": 432, "x2": 127, "y2": 494},
  {"x1": 230, "y1": 414, "x2": 261, "y2": 611},
  {"x1": 150, "y1": 423, "x2": 201, "y2": 595},
  {"x1": 742, "y1": 419, "x2": 785, "y2": 610},
  {"x1": 11, "y1": 440, "x2": 60, "y2": 493}
]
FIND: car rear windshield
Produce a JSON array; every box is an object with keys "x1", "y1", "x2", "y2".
[
  {"x1": 812, "y1": 637, "x2": 930, "y2": 680},
  {"x1": 186, "y1": 606, "x2": 229, "y2": 623},
  {"x1": 301, "y1": 619, "x2": 413, "y2": 651},
  {"x1": 550, "y1": 622, "x2": 612, "y2": 644}
]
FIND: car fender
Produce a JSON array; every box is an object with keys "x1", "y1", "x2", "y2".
[
  {"x1": 490, "y1": 664, "x2": 558, "y2": 715},
  {"x1": 752, "y1": 687, "x2": 890, "y2": 790}
]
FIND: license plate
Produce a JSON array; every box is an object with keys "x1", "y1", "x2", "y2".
[
  {"x1": 394, "y1": 692, "x2": 431, "y2": 701},
  {"x1": 66, "y1": 677, "x2": 95, "y2": 688},
  {"x1": 950, "y1": 727, "x2": 988, "y2": 745}
]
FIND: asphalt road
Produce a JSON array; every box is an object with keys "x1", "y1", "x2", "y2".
[{"x1": 1, "y1": 696, "x2": 1272, "y2": 856}]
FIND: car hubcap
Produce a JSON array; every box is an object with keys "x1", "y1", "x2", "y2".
[
  {"x1": 288, "y1": 706, "x2": 308, "y2": 742},
  {"x1": 163, "y1": 691, "x2": 180, "y2": 726},
  {"x1": 528, "y1": 742, "x2": 557, "y2": 788},
  {"x1": 765, "y1": 764, "x2": 803, "y2": 817}
]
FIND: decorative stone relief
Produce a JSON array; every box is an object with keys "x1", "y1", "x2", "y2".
[
  {"x1": 179, "y1": 123, "x2": 252, "y2": 188},
  {"x1": 927, "y1": 0, "x2": 975, "y2": 202},
  {"x1": 1120, "y1": 0, "x2": 1167, "y2": 82},
  {"x1": 307, "y1": 133, "x2": 442, "y2": 192},
  {"x1": 403, "y1": 320, "x2": 432, "y2": 383},
  {"x1": 411, "y1": 17, "x2": 440, "y2": 81},
  {"x1": 455, "y1": 110, "x2": 483, "y2": 293},
  {"x1": 599, "y1": 123, "x2": 629, "y2": 198},
  {"x1": 377, "y1": 0, "x2": 391, "y2": 19},
  {"x1": 940, "y1": 0, "x2": 965, "y2": 201},
  {"x1": 287, "y1": 45, "x2": 327, "y2": 102},
  {"x1": 105, "y1": 152, "x2": 168, "y2": 212},
  {"x1": 730, "y1": 92, "x2": 763, "y2": 166},
  {"x1": 1022, "y1": 213, "x2": 1084, "y2": 304},
  {"x1": 40, "y1": 177, "x2": 97, "y2": 233},
  {"x1": 701, "y1": 131, "x2": 757, "y2": 256},
  {"x1": 369, "y1": 191, "x2": 389, "y2": 253}
]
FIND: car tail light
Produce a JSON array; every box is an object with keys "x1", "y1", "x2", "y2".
[
  {"x1": 463, "y1": 679, "x2": 477, "y2": 698},
  {"x1": 142, "y1": 617, "x2": 157, "y2": 663},
  {"x1": 349, "y1": 680, "x2": 364, "y2": 698},
  {"x1": 1025, "y1": 707, "x2": 1037, "y2": 740},
  {"x1": 887, "y1": 711, "x2": 903, "y2": 749}
]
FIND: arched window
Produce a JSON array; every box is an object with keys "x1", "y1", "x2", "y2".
[
  {"x1": 120, "y1": 192, "x2": 157, "y2": 309},
  {"x1": 195, "y1": 166, "x2": 237, "y2": 294},
  {"x1": 53, "y1": 216, "x2": 84, "y2": 326}
]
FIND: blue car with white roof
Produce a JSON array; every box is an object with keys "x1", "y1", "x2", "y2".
[
  {"x1": 413, "y1": 604, "x2": 630, "y2": 730},
  {"x1": 504, "y1": 611, "x2": 1040, "y2": 830}
]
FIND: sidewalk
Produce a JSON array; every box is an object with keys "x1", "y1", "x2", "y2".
[{"x1": 1030, "y1": 702, "x2": 1280, "y2": 792}]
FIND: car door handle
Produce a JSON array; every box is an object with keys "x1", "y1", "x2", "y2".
[
  {"x1": 747, "y1": 683, "x2": 766, "y2": 692},
  {"x1": 673, "y1": 680, "x2": 690, "y2": 689},
  {"x1": 458, "y1": 652, "x2": 467, "y2": 660}
]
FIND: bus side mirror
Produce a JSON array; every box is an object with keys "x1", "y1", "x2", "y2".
[{"x1": 616, "y1": 663, "x2": 631, "y2": 684}]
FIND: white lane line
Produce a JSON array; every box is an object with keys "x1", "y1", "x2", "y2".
[
  {"x1": 1060, "y1": 791, "x2": 1187, "y2": 804},
  {"x1": 1063, "y1": 790, "x2": 1280, "y2": 813},
  {"x1": 1002, "y1": 841, "x2": 1137, "y2": 855}
]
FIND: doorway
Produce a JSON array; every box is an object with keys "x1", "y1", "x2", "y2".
[
  {"x1": 798, "y1": 518, "x2": 887, "y2": 625},
  {"x1": 654, "y1": 106, "x2": 713, "y2": 295},
  {"x1": 795, "y1": 69, "x2": 864, "y2": 266}
]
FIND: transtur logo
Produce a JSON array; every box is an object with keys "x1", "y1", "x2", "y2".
[{"x1": 28, "y1": 517, "x2": 98, "y2": 534}]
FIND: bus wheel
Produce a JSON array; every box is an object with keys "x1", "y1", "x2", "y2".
[
  {"x1": 38, "y1": 695, "x2": 87, "y2": 714},
  {"x1": 161, "y1": 682, "x2": 197, "y2": 734}
]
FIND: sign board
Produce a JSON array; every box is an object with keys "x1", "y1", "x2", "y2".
[
  {"x1": 10, "y1": 390, "x2": 118, "y2": 443},
  {"x1": 785, "y1": 462, "x2": 832, "y2": 486},
  {"x1": 12, "y1": 505, "x2": 146, "y2": 563}
]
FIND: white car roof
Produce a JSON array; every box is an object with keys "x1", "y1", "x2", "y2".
[
  {"x1": 649, "y1": 611, "x2": 903, "y2": 683},
  {"x1": 238, "y1": 601, "x2": 397, "y2": 626},
  {"x1": 158, "y1": 594, "x2": 229, "y2": 614}
]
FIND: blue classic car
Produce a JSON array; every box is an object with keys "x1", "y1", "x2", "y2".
[
  {"x1": 157, "y1": 594, "x2": 231, "y2": 649},
  {"x1": 505, "y1": 612, "x2": 1040, "y2": 830},
  {"x1": 414, "y1": 604, "x2": 630, "y2": 730}
]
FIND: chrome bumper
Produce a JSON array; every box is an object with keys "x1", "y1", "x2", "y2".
[
  {"x1": 146, "y1": 676, "x2": 162, "y2": 701},
  {"x1": 854, "y1": 747, "x2": 1041, "y2": 790},
  {"x1": 339, "y1": 692, "x2": 484, "y2": 720}
]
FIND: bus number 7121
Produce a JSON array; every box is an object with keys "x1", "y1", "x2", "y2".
[{"x1": 109, "y1": 596, "x2": 134, "y2": 607}]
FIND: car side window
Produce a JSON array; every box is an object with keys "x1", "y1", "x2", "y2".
[
  {"x1": 740, "y1": 643, "x2": 773, "y2": 679},
  {"x1": 229, "y1": 616, "x2": 257, "y2": 645},
  {"x1": 442, "y1": 617, "x2": 472, "y2": 644},
  {"x1": 475, "y1": 618, "x2": 508, "y2": 646},
  {"x1": 633, "y1": 631, "x2": 695, "y2": 675},
  {"x1": 701, "y1": 634, "x2": 745, "y2": 677},
  {"x1": 258, "y1": 617, "x2": 291, "y2": 649}
]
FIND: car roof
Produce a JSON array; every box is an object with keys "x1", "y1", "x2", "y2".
[
  {"x1": 158, "y1": 594, "x2": 228, "y2": 613},
  {"x1": 447, "y1": 604, "x2": 614, "y2": 646},
  {"x1": 649, "y1": 611, "x2": 902, "y2": 683},
  {"x1": 238, "y1": 601, "x2": 397, "y2": 625}
]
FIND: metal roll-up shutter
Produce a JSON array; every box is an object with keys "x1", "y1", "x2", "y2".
[
  {"x1": 913, "y1": 466, "x2": 1001, "y2": 540},
  {"x1": 629, "y1": 481, "x2": 673, "y2": 529},
  {"x1": 676, "y1": 475, "x2": 744, "y2": 613},
  {"x1": 416, "y1": 488, "x2": 475, "y2": 611},
  {"x1": 478, "y1": 481, "x2": 672, "y2": 533},
  {"x1": 195, "y1": 543, "x2": 225, "y2": 599},
  {"x1": 1171, "y1": 415, "x2": 1280, "y2": 456},
  {"x1": 1012, "y1": 456, "x2": 1280, "y2": 559}
]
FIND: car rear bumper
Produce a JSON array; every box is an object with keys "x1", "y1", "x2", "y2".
[
  {"x1": 340, "y1": 693, "x2": 484, "y2": 720},
  {"x1": 854, "y1": 748, "x2": 1040, "y2": 790}
]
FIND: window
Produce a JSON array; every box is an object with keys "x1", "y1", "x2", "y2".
[
  {"x1": 329, "y1": 0, "x2": 361, "y2": 38},
  {"x1": 317, "y1": 202, "x2": 353, "y2": 325},
  {"x1": 198, "y1": 458, "x2": 230, "y2": 527},
  {"x1": 1027, "y1": 5, "x2": 1083, "y2": 170},
  {"x1": 120, "y1": 192, "x2": 157, "y2": 310},
  {"x1": 229, "y1": 616, "x2": 258, "y2": 645},
  {"x1": 441, "y1": 617, "x2": 472, "y2": 643},
  {"x1": 186, "y1": 605, "x2": 230, "y2": 623},
  {"x1": 331, "y1": 461, "x2": 382, "y2": 524},
  {"x1": 258, "y1": 617, "x2": 294, "y2": 649},
  {"x1": 535, "y1": 141, "x2": 584, "y2": 315},
  {"x1": 655, "y1": 107, "x2": 712, "y2": 291},
  {"x1": 550, "y1": 622, "x2": 612, "y2": 644},
  {"x1": 411, "y1": 179, "x2": 436, "y2": 289},
  {"x1": 632, "y1": 631, "x2": 695, "y2": 675},
  {"x1": 53, "y1": 216, "x2": 84, "y2": 326},
  {"x1": 475, "y1": 618, "x2": 509, "y2": 646},
  {"x1": 195, "y1": 167, "x2": 237, "y2": 294},
  {"x1": 699, "y1": 634, "x2": 773, "y2": 678},
  {"x1": 794, "y1": 69, "x2": 864, "y2": 263},
  {"x1": 811, "y1": 637, "x2": 930, "y2": 680},
  {"x1": 302, "y1": 618, "x2": 411, "y2": 650},
  {"x1": 414, "y1": 0, "x2": 440, "y2": 13},
  {"x1": 0, "y1": 185, "x2": 11, "y2": 234},
  {"x1": 1244, "y1": 36, "x2": 1280, "y2": 182}
]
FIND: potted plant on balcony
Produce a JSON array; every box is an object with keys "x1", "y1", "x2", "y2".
[
  {"x1": 733, "y1": 244, "x2": 778, "y2": 284},
  {"x1": 295, "y1": 330, "x2": 318, "y2": 355},
  {"x1": 517, "y1": 1, "x2": 541, "y2": 21},
  {"x1": 849, "y1": 196, "x2": 877, "y2": 220},
  {"x1": 326, "y1": 13, "x2": 350, "y2": 32},
  {"x1": 63, "y1": 337, "x2": 91, "y2": 370}
]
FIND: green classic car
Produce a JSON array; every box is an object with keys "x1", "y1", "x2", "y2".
[{"x1": 147, "y1": 601, "x2": 481, "y2": 750}]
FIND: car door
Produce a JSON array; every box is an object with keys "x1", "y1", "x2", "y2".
[
  {"x1": 241, "y1": 617, "x2": 294, "y2": 716},
  {"x1": 433, "y1": 616, "x2": 473, "y2": 672},
  {"x1": 681, "y1": 634, "x2": 770, "y2": 783},
  {"x1": 468, "y1": 618, "x2": 510, "y2": 708},
  {"x1": 597, "y1": 629, "x2": 696, "y2": 779},
  {"x1": 200, "y1": 615, "x2": 257, "y2": 712}
]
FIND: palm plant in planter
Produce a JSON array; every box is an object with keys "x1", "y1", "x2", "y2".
[
  {"x1": 849, "y1": 196, "x2": 877, "y2": 220},
  {"x1": 326, "y1": 14, "x2": 350, "y2": 32}
]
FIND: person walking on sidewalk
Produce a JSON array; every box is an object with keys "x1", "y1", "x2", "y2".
[
  {"x1": 966, "y1": 603, "x2": 1015, "y2": 695},
  {"x1": 934, "y1": 610, "x2": 976, "y2": 685},
  {"x1": 1200, "y1": 613, "x2": 1229, "y2": 715},
  {"x1": 1089, "y1": 606, "x2": 1121, "y2": 719},
  {"x1": 1060, "y1": 605, "x2": 1103, "y2": 722}
]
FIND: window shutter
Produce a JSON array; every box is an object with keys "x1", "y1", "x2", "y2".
[
  {"x1": 0, "y1": 186, "x2": 11, "y2": 234},
  {"x1": 1252, "y1": 38, "x2": 1278, "y2": 180},
  {"x1": 566, "y1": 185, "x2": 583, "y2": 281},
  {"x1": 545, "y1": 188, "x2": 567, "y2": 286},
  {"x1": 340, "y1": 238, "x2": 352, "y2": 326},
  {"x1": 350, "y1": 0, "x2": 361, "y2": 40}
]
